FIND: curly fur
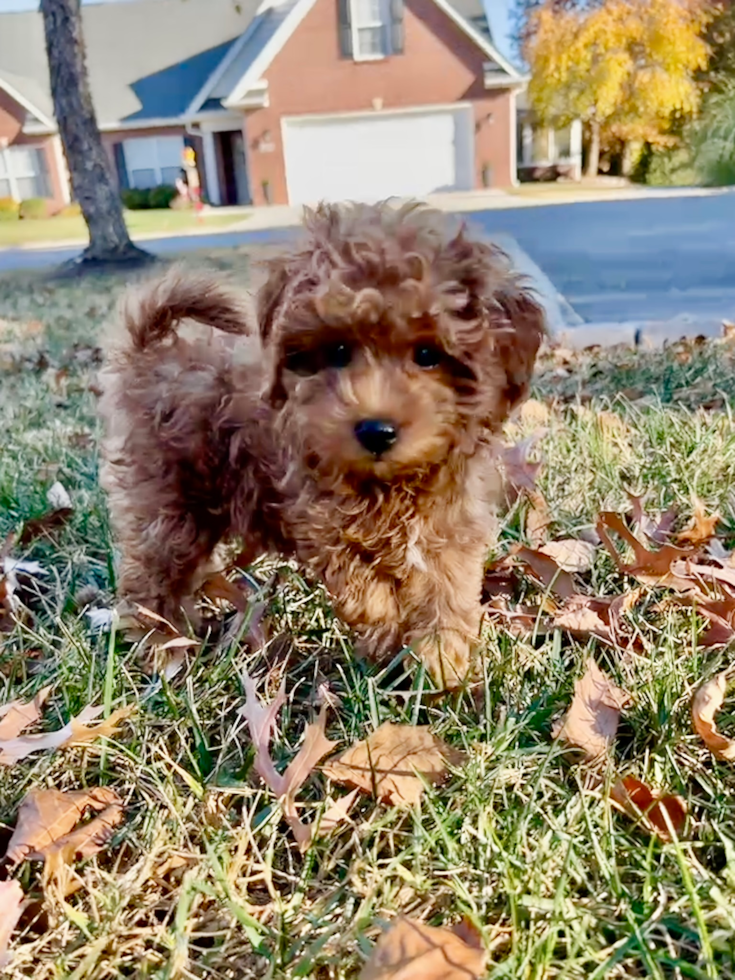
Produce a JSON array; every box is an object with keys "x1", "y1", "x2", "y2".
[{"x1": 99, "y1": 201, "x2": 544, "y2": 689}]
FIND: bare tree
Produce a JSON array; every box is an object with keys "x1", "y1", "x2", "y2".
[{"x1": 40, "y1": 0, "x2": 151, "y2": 270}]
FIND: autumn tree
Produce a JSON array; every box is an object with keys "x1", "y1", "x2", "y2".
[
  {"x1": 40, "y1": 0, "x2": 151, "y2": 271},
  {"x1": 524, "y1": 0, "x2": 711, "y2": 176}
]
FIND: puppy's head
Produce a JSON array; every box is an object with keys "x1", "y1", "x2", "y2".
[{"x1": 257, "y1": 201, "x2": 544, "y2": 486}]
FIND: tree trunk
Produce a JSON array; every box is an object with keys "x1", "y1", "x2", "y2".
[
  {"x1": 586, "y1": 119, "x2": 601, "y2": 178},
  {"x1": 40, "y1": 0, "x2": 152, "y2": 270}
]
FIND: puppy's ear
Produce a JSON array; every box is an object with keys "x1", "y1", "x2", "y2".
[
  {"x1": 256, "y1": 257, "x2": 291, "y2": 407},
  {"x1": 257, "y1": 255, "x2": 290, "y2": 345},
  {"x1": 493, "y1": 284, "x2": 546, "y2": 415}
]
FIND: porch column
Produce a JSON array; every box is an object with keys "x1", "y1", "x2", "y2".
[
  {"x1": 570, "y1": 119, "x2": 583, "y2": 181},
  {"x1": 201, "y1": 130, "x2": 221, "y2": 206},
  {"x1": 522, "y1": 123, "x2": 533, "y2": 165}
]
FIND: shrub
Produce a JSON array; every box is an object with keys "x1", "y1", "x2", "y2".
[
  {"x1": 0, "y1": 197, "x2": 19, "y2": 221},
  {"x1": 148, "y1": 184, "x2": 178, "y2": 209},
  {"x1": 57, "y1": 201, "x2": 83, "y2": 218},
  {"x1": 121, "y1": 187, "x2": 151, "y2": 210},
  {"x1": 19, "y1": 197, "x2": 51, "y2": 219}
]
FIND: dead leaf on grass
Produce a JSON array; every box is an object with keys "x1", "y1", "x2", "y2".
[
  {"x1": 610, "y1": 776, "x2": 687, "y2": 841},
  {"x1": 323, "y1": 722, "x2": 466, "y2": 807},
  {"x1": 525, "y1": 491, "x2": 552, "y2": 548},
  {"x1": 676, "y1": 498, "x2": 720, "y2": 547},
  {"x1": 0, "y1": 686, "x2": 51, "y2": 740},
  {"x1": 360, "y1": 916, "x2": 486, "y2": 980},
  {"x1": 239, "y1": 673, "x2": 339, "y2": 849},
  {"x1": 18, "y1": 484, "x2": 73, "y2": 547},
  {"x1": 552, "y1": 658, "x2": 631, "y2": 761},
  {"x1": 597, "y1": 512, "x2": 697, "y2": 591},
  {"x1": 692, "y1": 670, "x2": 735, "y2": 760},
  {"x1": 0, "y1": 704, "x2": 133, "y2": 767},
  {"x1": 5, "y1": 786, "x2": 123, "y2": 867},
  {"x1": 513, "y1": 546, "x2": 577, "y2": 599},
  {"x1": 0, "y1": 880, "x2": 24, "y2": 969},
  {"x1": 551, "y1": 591, "x2": 642, "y2": 649},
  {"x1": 627, "y1": 492, "x2": 677, "y2": 545},
  {"x1": 500, "y1": 429, "x2": 547, "y2": 505},
  {"x1": 540, "y1": 539, "x2": 596, "y2": 574}
]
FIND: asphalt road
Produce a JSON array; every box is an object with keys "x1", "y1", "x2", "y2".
[{"x1": 3, "y1": 190, "x2": 735, "y2": 325}]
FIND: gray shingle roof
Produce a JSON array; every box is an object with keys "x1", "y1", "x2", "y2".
[{"x1": 0, "y1": 0, "x2": 496, "y2": 129}]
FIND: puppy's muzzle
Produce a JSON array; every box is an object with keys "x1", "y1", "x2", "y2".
[{"x1": 354, "y1": 419, "x2": 399, "y2": 457}]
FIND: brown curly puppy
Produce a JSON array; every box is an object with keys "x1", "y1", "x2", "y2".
[{"x1": 99, "y1": 201, "x2": 544, "y2": 689}]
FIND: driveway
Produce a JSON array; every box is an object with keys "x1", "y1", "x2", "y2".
[{"x1": 3, "y1": 190, "x2": 735, "y2": 328}]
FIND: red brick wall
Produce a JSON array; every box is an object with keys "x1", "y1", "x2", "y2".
[{"x1": 244, "y1": 0, "x2": 515, "y2": 204}]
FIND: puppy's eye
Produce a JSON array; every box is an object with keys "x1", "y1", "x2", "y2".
[
  {"x1": 414, "y1": 344, "x2": 442, "y2": 369},
  {"x1": 285, "y1": 349, "x2": 320, "y2": 376},
  {"x1": 325, "y1": 342, "x2": 352, "y2": 369}
]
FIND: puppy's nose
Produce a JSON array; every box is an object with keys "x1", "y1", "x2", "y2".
[{"x1": 354, "y1": 419, "x2": 398, "y2": 457}]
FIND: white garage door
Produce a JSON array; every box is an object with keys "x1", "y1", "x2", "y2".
[{"x1": 282, "y1": 106, "x2": 474, "y2": 206}]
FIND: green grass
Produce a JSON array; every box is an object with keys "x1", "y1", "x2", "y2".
[
  {"x1": 0, "y1": 209, "x2": 246, "y2": 247},
  {"x1": 2, "y1": 255, "x2": 735, "y2": 978}
]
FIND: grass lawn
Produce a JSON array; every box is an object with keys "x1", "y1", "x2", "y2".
[
  {"x1": 0, "y1": 209, "x2": 246, "y2": 247},
  {"x1": 3, "y1": 250, "x2": 735, "y2": 978}
]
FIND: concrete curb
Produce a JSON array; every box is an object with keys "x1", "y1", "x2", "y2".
[
  {"x1": 488, "y1": 232, "x2": 584, "y2": 336},
  {"x1": 558, "y1": 314, "x2": 732, "y2": 350}
]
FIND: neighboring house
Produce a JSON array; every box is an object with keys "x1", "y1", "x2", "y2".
[
  {"x1": 0, "y1": 0, "x2": 526, "y2": 210},
  {"x1": 516, "y1": 92, "x2": 583, "y2": 181}
]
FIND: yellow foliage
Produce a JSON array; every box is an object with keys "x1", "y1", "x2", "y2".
[{"x1": 526, "y1": 0, "x2": 712, "y2": 145}]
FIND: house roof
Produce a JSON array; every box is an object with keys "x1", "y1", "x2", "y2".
[{"x1": 0, "y1": 0, "x2": 514, "y2": 132}]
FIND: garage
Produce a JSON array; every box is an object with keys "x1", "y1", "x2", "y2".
[{"x1": 281, "y1": 105, "x2": 474, "y2": 205}]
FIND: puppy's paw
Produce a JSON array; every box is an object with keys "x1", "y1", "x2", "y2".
[{"x1": 411, "y1": 629, "x2": 477, "y2": 690}]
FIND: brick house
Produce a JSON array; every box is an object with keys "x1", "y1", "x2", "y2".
[{"x1": 0, "y1": 0, "x2": 526, "y2": 210}]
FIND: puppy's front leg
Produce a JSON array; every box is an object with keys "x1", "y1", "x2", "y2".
[
  {"x1": 401, "y1": 541, "x2": 487, "y2": 690},
  {"x1": 323, "y1": 556, "x2": 402, "y2": 661}
]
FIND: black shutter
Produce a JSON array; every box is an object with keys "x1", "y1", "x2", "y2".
[
  {"x1": 338, "y1": 0, "x2": 353, "y2": 57},
  {"x1": 390, "y1": 0, "x2": 404, "y2": 54},
  {"x1": 112, "y1": 142, "x2": 129, "y2": 190}
]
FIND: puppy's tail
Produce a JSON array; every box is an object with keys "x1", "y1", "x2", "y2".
[{"x1": 121, "y1": 268, "x2": 251, "y2": 351}]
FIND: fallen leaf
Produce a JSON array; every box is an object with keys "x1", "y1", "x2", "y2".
[
  {"x1": 540, "y1": 539, "x2": 596, "y2": 573},
  {"x1": 552, "y1": 658, "x2": 630, "y2": 761},
  {"x1": 692, "y1": 670, "x2": 735, "y2": 760},
  {"x1": 482, "y1": 556, "x2": 518, "y2": 601},
  {"x1": 610, "y1": 776, "x2": 687, "y2": 841},
  {"x1": 500, "y1": 429, "x2": 547, "y2": 505},
  {"x1": 627, "y1": 492, "x2": 676, "y2": 545},
  {"x1": 551, "y1": 592, "x2": 641, "y2": 649},
  {"x1": 46, "y1": 481, "x2": 72, "y2": 512},
  {"x1": 323, "y1": 722, "x2": 465, "y2": 807},
  {"x1": 485, "y1": 597, "x2": 552, "y2": 636},
  {"x1": 239, "y1": 674, "x2": 339, "y2": 849},
  {"x1": 41, "y1": 800, "x2": 124, "y2": 888},
  {"x1": 526, "y1": 491, "x2": 552, "y2": 548},
  {"x1": 5, "y1": 786, "x2": 122, "y2": 866},
  {"x1": 239, "y1": 672, "x2": 288, "y2": 796},
  {"x1": 513, "y1": 546, "x2": 577, "y2": 598},
  {"x1": 0, "y1": 686, "x2": 51, "y2": 740},
  {"x1": 0, "y1": 704, "x2": 133, "y2": 767},
  {"x1": 18, "y1": 505, "x2": 73, "y2": 546},
  {"x1": 281, "y1": 705, "x2": 339, "y2": 851},
  {"x1": 360, "y1": 916, "x2": 486, "y2": 980},
  {"x1": 519, "y1": 398, "x2": 550, "y2": 426},
  {"x1": 676, "y1": 498, "x2": 720, "y2": 547},
  {"x1": 0, "y1": 880, "x2": 24, "y2": 969},
  {"x1": 597, "y1": 410, "x2": 628, "y2": 437},
  {"x1": 311, "y1": 788, "x2": 360, "y2": 841},
  {"x1": 597, "y1": 512, "x2": 697, "y2": 591}
]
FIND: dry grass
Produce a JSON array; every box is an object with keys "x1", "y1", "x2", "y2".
[{"x1": 2, "y1": 250, "x2": 735, "y2": 978}]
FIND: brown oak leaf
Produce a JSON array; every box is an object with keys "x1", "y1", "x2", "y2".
[
  {"x1": 552, "y1": 658, "x2": 630, "y2": 761},
  {"x1": 692, "y1": 670, "x2": 735, "y2": 760},
  {"x1": 360, "y1": 916, "x2": 486, "y2": 980}
]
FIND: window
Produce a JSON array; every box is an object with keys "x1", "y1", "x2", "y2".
[
  {"x1": 123, "y1": 136, "x2": 185, "y2": 189},
  {"x1": 0, "y1": 145, "x2": 49, "y2": 200},
  {"x1": 338, "y1": 0, "x2": 403, "y2": 61},
  {"x1": 352, "y1": 0, "x2": 389, "y2": 58}
]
